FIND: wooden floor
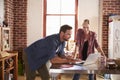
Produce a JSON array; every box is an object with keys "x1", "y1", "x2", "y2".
[{"x1": 18, "y1": 74, "x2": 104, "y2": 80}]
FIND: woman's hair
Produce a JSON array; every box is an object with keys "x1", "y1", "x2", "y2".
[{"x1": 84, "y1": 19, "x2": 89, "y2": 24}]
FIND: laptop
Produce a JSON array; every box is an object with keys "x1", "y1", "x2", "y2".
[{"x1": 83, "y1": 53, "x2": 101, "y2": 66}]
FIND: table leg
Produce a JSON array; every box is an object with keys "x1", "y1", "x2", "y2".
[
  {"x1": 94, "y1": 74, "x2": 96, "y2": 80},
  {"x1": 51, "y1": 76, "x2": 58, "y2": 80},
  {"x1": 50, "y1": 73, "x2": 59, "y2": 80}
]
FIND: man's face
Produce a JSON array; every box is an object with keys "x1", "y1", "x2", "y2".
[{"x1": 62, "y1": 30, "x2": 72, "y2": 41}]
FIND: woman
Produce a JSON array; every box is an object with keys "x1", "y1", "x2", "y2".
[{"x1": 72, "y1": 19, "x2": 105, "y2": 80}]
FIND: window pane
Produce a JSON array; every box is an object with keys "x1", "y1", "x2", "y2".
[
  {"x1": 61, "y1": 16, "x2": 75, "y2": 40},
  {"x1": 61, "y1": 0, "x2": 75, "y2": 14},
  {"x1": 47, "y1": 0, "x2": 60, "y2": 14},
  {"x1": 46, "y1": 0, "x2": 76, "y2": 40},
  {"x1": 47, "y1": 0, "x2": 75, "y2": 14},
  {"x1": 46, "y1": 16, "x2": 60, "y2": 36},
  {"x1": 46, "y1": 16, "x2": 75, "y2": 40}
]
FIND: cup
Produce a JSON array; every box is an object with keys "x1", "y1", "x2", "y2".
[{"x1": 106, "y1": 59, "x2": 117, "y2": 69}]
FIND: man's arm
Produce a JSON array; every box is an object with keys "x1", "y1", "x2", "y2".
[{"x1": 50, "y1": 55, "x2": 69, "y2": 64}]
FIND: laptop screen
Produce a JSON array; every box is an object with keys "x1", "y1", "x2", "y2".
[{"x1": 83, "y1": 53, "x2": 101, "y2": 66}]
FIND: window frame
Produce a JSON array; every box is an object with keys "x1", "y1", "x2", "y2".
[{"x1": 43, "y1": 0, "x2": 78, "y2": 40}]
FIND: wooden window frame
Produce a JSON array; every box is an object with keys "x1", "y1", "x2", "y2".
[{"x1": 43, "y1": 0, "x2": 78, "y2": 40}]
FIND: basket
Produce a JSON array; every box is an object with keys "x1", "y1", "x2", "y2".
[{"x1": 5, "y1": 58, "x2": 14, "y2": 68}]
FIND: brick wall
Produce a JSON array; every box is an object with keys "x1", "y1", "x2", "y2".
[
  {"x1": 13, "y1": 0, "x2": 27, "y2": 59},
  {"x1": 102, "y1": 0, "x2": 120, "y2": 56},
  {"x1": 5, "y1": 0, "x2": 27, "y2": 60}
]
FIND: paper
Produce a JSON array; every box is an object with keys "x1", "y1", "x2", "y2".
[
  {"x1": 61, "y1": 65, "x2": 86, "y2": 70},
  {"x1": 75, "y1": 60, "x2": 85, "y2": 64}
]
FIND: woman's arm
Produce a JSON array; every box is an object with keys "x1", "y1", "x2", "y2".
[
  {"x1": 73, "y1": 45, "x2": 79, "y2": 59},
  {"x1": 96, "y1": 46, "x2": 106, "y2": 57}
]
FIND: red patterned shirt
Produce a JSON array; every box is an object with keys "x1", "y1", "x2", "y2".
[{"x1": 75, "y1": 28, "x2": 99, "y2": 59}]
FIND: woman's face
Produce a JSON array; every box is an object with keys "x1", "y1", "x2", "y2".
[{"x1": 83, "y1": 24, "x2": 89, "y2": 34}]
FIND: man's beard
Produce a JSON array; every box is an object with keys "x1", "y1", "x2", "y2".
[{"x1": 63, "y1": 38, "x2": 69, "y2": 41}]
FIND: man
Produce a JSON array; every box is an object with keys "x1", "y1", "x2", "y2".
[{"x1": 23, "y1": 24, "x2": 72, "y2": 80}]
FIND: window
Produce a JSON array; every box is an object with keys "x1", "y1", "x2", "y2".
[{"x1": 43, "y1": 0, "x2": 78, "y2": 40}]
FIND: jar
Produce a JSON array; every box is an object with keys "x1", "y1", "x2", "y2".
[{"x1": 98, "y1": 56, "x2": 106, "y2": 69}]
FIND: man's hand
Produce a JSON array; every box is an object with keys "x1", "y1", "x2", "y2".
[
  {"x1": 65, "y1": 55, "x2": 82, "y2": 64},
  {"x1": 51, "y1": 56, "x2": 71, "y2": 64}
]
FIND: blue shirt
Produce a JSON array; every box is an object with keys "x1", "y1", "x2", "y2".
[{"x1": 24, "y1": 34, "x2": 65, "y2": 71}]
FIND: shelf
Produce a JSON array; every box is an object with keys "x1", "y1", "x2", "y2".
[
  {"x1": 4, "y1": 66, "x2": 14, "y2": 72},
  {"x1": 0, "y1": 52, "x2": 18, "y2": 80}
]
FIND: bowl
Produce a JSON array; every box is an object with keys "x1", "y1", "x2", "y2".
[
  {"x1": 114, "y1": 58, "x2": 120, "y2": 68},
  {"x1": 106, "y1": 62, "x2": 117, "y2": 69}
]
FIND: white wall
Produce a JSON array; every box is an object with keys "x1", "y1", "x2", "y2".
[
  {"x1": 78, "y1": 0, "x2": 99, "y2": 36},
  {"x1": 27, "y1": 0, "x2": 43, "y2": 46},
  {"x1": 78, "y1": 0, "x2": 102, "y2": 46},
  {"x1": 0, "y1": 0, "x2": 4, "y2": 25}
]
